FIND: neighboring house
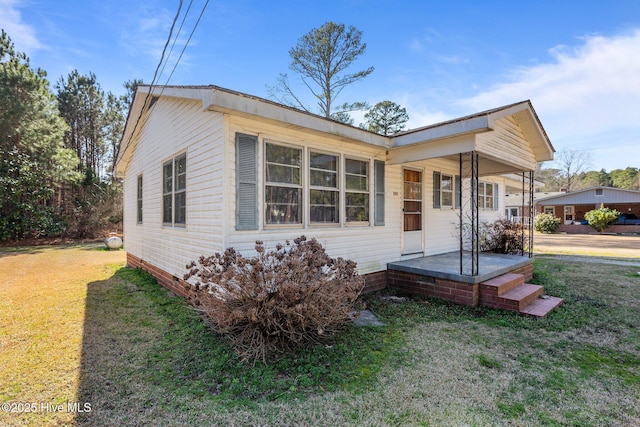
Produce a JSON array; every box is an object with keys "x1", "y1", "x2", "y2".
[
  {"x1": 504, "y1": 189, "x2": 564, "y2": 222},
  {"x1": 533, "y1": 186, "x2": 640, "y2": 232},
  {"x1": 115, "y1": 85, "x2": 560, "y2": 316}
]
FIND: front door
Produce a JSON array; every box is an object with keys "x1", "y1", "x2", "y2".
[
  {"x1": 564, "y1": 205, "x2": 575, "y2": 224},
  {"x1": 402, "y1": 169, "x2": 423, "y2": 255}
]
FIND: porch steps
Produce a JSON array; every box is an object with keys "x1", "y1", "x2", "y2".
[{"x1": 480, "y1": 273, "x2": 563, "y2": 318}]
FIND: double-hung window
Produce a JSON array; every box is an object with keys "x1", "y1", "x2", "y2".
[
  {"x1": 136, "y1": 175, "x2": 143, "y2": 224},
  {"x1": 345, "y1": 158, "x2": 369, "y2": 222},
  {"x1": 478, "y1": 181, "x2": 498, "y2": 210},
  {"x1": 441, "y1": 174, "x2": 453, "y2": 208},
  {"x1": 309, "y1": 151, "x2": 339, "y2": 224},
  {"x1": 433, "y1": 172, "x2": 461, "y2": 209},
  {"x1": 163, "y1": 154, "x2": 186, "y2": 226},
  {"x1": 265, "y1": 142, "x2": 302, "y2": 225}
]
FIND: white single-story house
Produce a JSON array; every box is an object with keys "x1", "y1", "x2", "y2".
[{"x1": 115, "y1": 85, "x2": 562, "y2": 316}]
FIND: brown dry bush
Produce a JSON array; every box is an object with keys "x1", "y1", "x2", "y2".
[
  {"x1": 184, "y1": 236, "x2": 364, "y2": 363},
  {"x1": 480, "y1": 219, "x2": 526, "y2": 254}
]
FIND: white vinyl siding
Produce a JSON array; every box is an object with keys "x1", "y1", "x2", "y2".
[{"x1": 122, "y1": 97, "x2": 224, "y2": 281}]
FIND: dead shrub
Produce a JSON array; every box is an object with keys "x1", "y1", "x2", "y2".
[
  {"x1": 184, "y1": 235, "x2": 364, "y2": 363},
  {"x1": 480, "y1": 219, "x2": 526, "y2": 254}
]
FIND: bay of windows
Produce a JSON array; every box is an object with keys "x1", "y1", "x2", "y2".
[{"x1": 262, "y1": 141, "x2": 376, "y2": 227}]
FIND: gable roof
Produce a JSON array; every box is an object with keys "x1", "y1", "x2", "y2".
[
  {"x1": 535, "y1": 186, "x2": 640, "y2": 205},
  {"x1": 115, "y1": 84, "x2": 554, "y2": 176}
]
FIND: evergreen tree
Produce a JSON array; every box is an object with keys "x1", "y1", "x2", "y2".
[
  {"x1": 268, "y1": 22, "x2": 373, "y2": 118},
  {"x1": 361, "y1": 100, "x2": 409, "y2": 136},
  {"x1": 0, "y1": 30, "x2": 79, "y2": 240},
  {"x1": 56, "y1": 70, "x2": 107, "y2": 178}
]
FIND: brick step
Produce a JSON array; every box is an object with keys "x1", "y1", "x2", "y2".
[
  {"x1": 520, "y1": 296, "x2": 564, "y2": 318},
  {"x1": 480, "y1": 283, "x2": 544, "y2": 312},
  {"x1": 501, "y1": 284, "x2": 545, "y2": 311},
  {"x1": 480, "y1": 273, "x2": 525, "y2": 296}
]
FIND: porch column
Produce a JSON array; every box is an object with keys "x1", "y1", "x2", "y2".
[{"x1": 459, "y1": 151, "x2": 479, "y2": 276}]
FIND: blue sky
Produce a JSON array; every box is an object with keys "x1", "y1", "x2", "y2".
[{"x1": 2, "y1": 0, "x2": 639, "y2": 172}]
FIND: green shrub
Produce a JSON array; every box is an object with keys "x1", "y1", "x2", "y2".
[
  {"x1": 184, "y1": 236, "x2": 364, "y2": 363},
  {"x1": 584, "y1": 206, "x2": 620, "y2": 232},
  {"x1": 534, "y1": 213, "x2": 561, "y2": 233}
]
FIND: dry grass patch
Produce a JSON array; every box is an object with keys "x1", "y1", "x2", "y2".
[{"x1": 0, "y1": 244, "x2": 125, "y2": 426}]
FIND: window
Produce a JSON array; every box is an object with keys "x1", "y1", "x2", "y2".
[
  {"x1": 136, "y1": 175, "x2": 143, "y2": 224},
  {"x1": 345, "y1": 158, "x2": 369, "y2": 222},
  {"x1": 595, "y1": 188, "x2": 603, "y2": 196},
  {"x1": 265, "y1": 142, "x2": 302, "y2": 225},
  {"x1": 441, "y1": 174, "x2": 453, "y2": 207},
  {"x1": 476, "y1": 181, "x2": 498, "y2": 210},
  {"x1": 163, "y1": 154, "x2": 186, "y2": 226},
  {"x1": 309, "y1": 151, "x2": 339, "y2": 223},
  {"x1": 433, "y1": 172, "x2": 460, "y2": 209},
  {"x1": 544, "y1": 206, "x2": 554, "y2": 215}
]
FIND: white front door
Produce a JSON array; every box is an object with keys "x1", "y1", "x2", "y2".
[{"x1": 402, "y1": 168, "x2": 423, "y2": 255}]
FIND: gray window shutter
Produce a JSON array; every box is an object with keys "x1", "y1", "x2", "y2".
[
  {"x1": 374, "y1": 160, "x2": 385, "y2": 226},
  {"x1": 433, "y1": 171, "x2": 441, "y2": 208},
  {"x1": 455, "y1": 175, "x2": 461, "y2": 209},
  {"x1": 493, "y1": 183, "x2": 499, "y2": 211},
  {"x1": 235, "y1": 133, "x2": 258, "y2": 230}
]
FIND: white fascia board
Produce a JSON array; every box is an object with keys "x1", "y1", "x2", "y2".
[
  {"x1": 202, "y1": 88, "x2": 389, "y2": 148},
  {"x1": 391, "y1": 115, "x2": 491, "y2": 148},
  {"x1": 387, "y1": 134, "x2": 476, "y2": 165}
]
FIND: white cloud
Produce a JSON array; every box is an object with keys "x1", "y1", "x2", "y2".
[
  {"x1": 0, "y1": 0, "x2": 41, "y2": 53},
  {"x1": 460, "y1": 29, "x2": 640, "y2": 142}
]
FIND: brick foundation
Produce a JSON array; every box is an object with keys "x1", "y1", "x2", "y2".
[
  {"x1": 510, "y1": 263, "x2": 534, "y2": 281},
  {"x1": 127, "y1": 253, "x2": 389, "y2": 298},
  {"x1": 126, "y1": 253, "x2": 191, "y2": 298},
  {"x1": 362, "y1": 270, "x2": 387, "y2": 293},
  {"x1": 387, "y1": 270, "x2": 480, "y2": 307}
]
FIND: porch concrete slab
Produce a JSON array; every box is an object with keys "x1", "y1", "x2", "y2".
[{"x1": 387, "y1": 251, "x2": 533, "y2": 284}]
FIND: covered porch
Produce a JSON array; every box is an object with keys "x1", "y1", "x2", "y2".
[{"x1": 383, "y1": 101, "x2": 563, "y2": 317}]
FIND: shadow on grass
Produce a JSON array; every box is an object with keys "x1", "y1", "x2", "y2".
[{"x1": 74, "y1": 267, "x2": 401, "y2": 425}]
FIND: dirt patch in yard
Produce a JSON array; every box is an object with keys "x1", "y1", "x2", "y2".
[{"x1": 534, "y1": 233, "x2": 640, "y2": 259}]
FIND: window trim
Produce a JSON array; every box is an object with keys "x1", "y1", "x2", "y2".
[
  {"x1": 308, "y1": 149, "x2": 340, "y2": 225},
  {"x1": 440, "y1": 174, "x2": 454, "y2": 208},
  {"x1": 477, "y1": 181, "x2": 498, "y2": 211},
  {"x1": 543, "y1": 206, "x2": 555, "y2": 215},
  {"x1": 136, "y1": 174, "x2": 143, "y2": 224},
  {"x1": 344, "y1": 156, "x2": 370, "y2": 225},
  {"x1": 162, "y1": 153, "x2": 187, "y2": 228},
  {"x1": 264, "y1": 140, "x2": 303, "y2": 227}
]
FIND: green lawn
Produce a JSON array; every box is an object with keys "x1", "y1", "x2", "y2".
[{"x1": 1, "y1": 245, "x2": 639, "y2": 426}]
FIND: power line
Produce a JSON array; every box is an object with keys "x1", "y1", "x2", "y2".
[{"x1": 117, "y1": 1, "x2": 184, "y2": 169}]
